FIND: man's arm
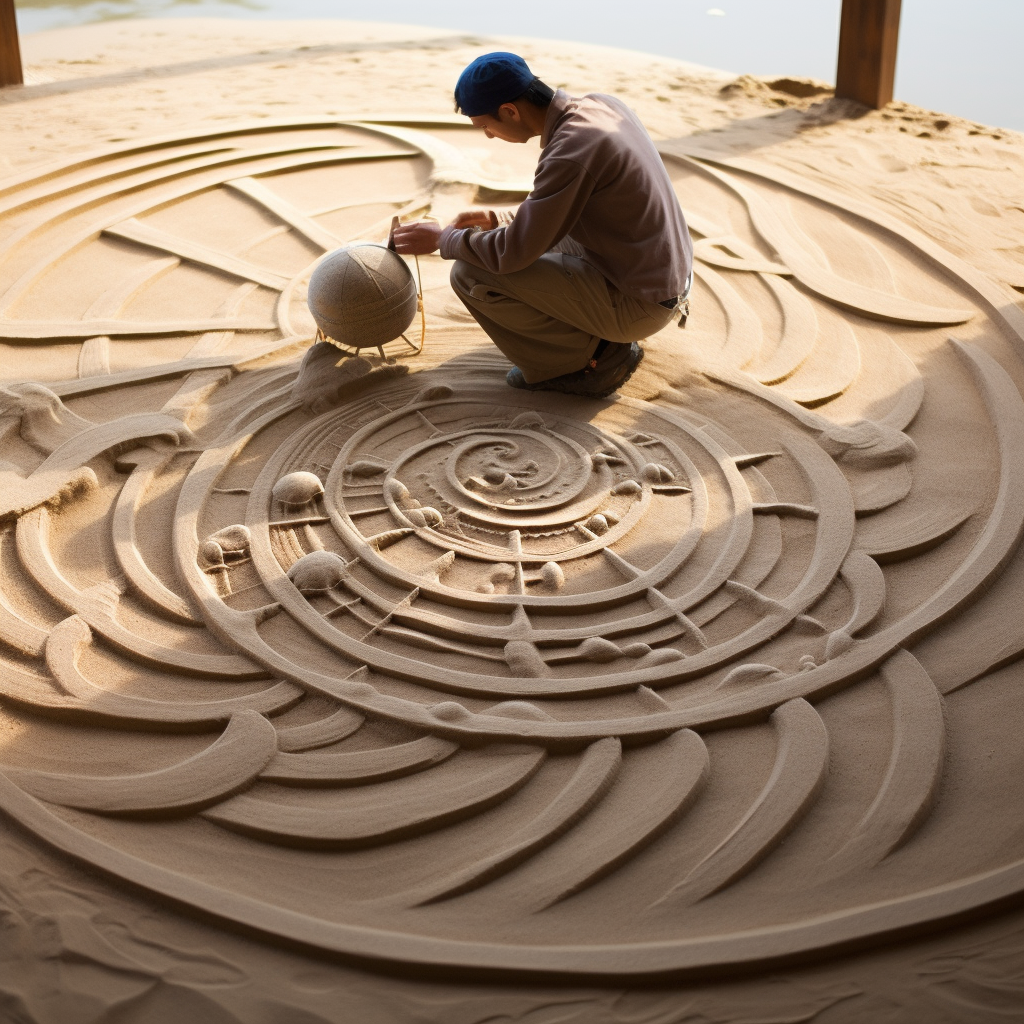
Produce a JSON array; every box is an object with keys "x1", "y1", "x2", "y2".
[
  {"x1": 390, "y1": 211, "x2": 499, "y2": 254},
  {"x1": 438, "y1": 158, "x2": 593, "y2": 274},
  {"x1": 452, "y1": 210, "x2": 500, "y2": 229},
  {"x1": 392, "y1": 159, "x2": 593, "y2": 269}
]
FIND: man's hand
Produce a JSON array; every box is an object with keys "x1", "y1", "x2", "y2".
[
  {"x1": 391, "y1": 220, "x2": 443, "y2": 256},
  {"x1": 452, "y1": 210, "x2": 499, "y2": 230}
]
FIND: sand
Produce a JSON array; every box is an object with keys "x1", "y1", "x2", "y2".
[{"x1": 1, "y1": 17, "x2": 1024, "y2": 1024}]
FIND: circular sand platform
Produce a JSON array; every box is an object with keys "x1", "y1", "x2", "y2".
[{"x1": 1, "y1": 19, "x2": 1024, "y2": 1023}]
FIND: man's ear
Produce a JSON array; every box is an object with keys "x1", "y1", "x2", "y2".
[{"x1": 498, "y1": 102, "x2": 522, "y2": 123}]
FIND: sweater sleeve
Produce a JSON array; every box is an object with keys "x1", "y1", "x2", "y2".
[{"x1": 438, "y1": 157, "x2": 595, "y2": 274}]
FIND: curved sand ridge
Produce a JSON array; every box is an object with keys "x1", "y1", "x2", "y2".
[{"x1": 1, "y1": 21, "x2": 1024, "y2": 1011}]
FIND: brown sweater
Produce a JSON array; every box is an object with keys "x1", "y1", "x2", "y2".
[{"x1": 438, "y1": 89, "x2": 692, "y2": 303}]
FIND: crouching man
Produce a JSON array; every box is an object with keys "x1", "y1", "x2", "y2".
[{"x1": 393, "y1": 51, "x2": 692, "y2": 398}]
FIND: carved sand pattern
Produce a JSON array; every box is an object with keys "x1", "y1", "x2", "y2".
[{"x1": 0, "y1": 117, "x2": 1023, "y2": 980}]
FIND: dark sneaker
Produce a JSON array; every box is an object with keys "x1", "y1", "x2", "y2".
[
  {"x1": 506, "y1": 342, "x2": 644, "y2": 398},
  {"x1": 505, "y1": 365, "x2": 551, "y2": 391}
]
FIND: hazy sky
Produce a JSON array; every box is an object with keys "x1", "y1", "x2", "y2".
[{"x1": 14, "y1": 0, "x2": 1023, "y2": 131}]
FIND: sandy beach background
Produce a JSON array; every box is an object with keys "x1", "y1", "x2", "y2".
[
  {"x1": 12, "y1": 0, "x2": 1024, "y2": 133},
  {"x1": 3, "y1": 17, "x2": 1022, "y2": 297}
]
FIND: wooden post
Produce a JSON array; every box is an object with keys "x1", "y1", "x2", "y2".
[
  {"x1": 0, "y1": 0, "x2": 24, "y2": 88},
  {"x1": 835, "y1": 0, "x2": 902, "y2": 108}
]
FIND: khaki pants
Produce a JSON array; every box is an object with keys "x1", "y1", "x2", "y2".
[{"x1": 449, "y1": 242, "x2": 678, "y2": 384}]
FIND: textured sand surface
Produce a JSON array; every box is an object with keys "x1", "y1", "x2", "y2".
[{"x1": 1, "y1": 17, "x2": 1024, "y2": 1024}]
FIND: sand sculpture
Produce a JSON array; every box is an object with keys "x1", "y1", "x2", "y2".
[{"x1": 1, "y1": 111, "x2": 1024, "y2": 992}]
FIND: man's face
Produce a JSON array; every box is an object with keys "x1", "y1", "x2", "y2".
[{"x1": 469, "y1": 103, "x2": 533, "y2": 144}]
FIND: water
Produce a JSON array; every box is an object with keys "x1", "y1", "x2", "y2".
[{"x1": 13, "y1": 0, "x2": 1023, "y2": 132}]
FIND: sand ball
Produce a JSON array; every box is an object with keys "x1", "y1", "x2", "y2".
[
  {"x1": 405, "y1": 506, "x2": 443, "y2": 528},
  {"x1": 273, "y1": 471, "x2": 324, "y2": 507},
  {"x1": 209, "y1": 524, "x2": 251, "y2": 552},
  {"x1": 611, "y1": 479, "x2": 641, "y2": 495},
  {"x1": 504, "y1": 640, "x2": 548, "y2": 678},
  {"x1": 201, "y1": 540, "x2": 226, "y2": 566},
  {"x1": 307, "y1": 244, "x2": 417, "y2": 349},
  {"x1": 540, "y1": 561, "x2": 565, "y2": 589},
  {"x1": 202, "y1": 524, "x2": 251, "y2": 566},
  {"x1": 431, "y1": 701, "x2": 471, "y2": 721},
  {"x1": 643, "y1": 648, "x2": 684, "y2": 665},
  {"x1": 287, "y1": 550, "x2": 348, "y2": 593},
  {"x1": 384, "y1": 479, "x2": 412, "y2": 505},
  {"x1": 641, "y1": 463, "x2": 676, "y2": 483},
  {"x1": 490, "y1": 563, "x2": 516, "y2": 583},
  {"x1": 577, "y1": 637, "x2": 621, "y2": 662}
]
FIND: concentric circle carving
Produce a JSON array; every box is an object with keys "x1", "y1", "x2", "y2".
[{"x1": 1, "y1": 118, "x2": 1024, "y2": 978}]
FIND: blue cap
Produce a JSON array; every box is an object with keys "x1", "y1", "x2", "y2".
[{"x1": 454, "y1": 52, "x2": 536, "y2": 117}]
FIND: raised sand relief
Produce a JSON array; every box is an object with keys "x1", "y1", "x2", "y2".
[{"x1": 1, "y1": 117, "x2": 1024, "y2": 979}]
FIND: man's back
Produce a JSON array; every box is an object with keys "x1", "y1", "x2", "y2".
[
  {"x1": 540, "y1": 90, "x2": 692, "y2": 302},
  {"x1": 440, "y1": 89, "x2": 692, "y2": 304}
]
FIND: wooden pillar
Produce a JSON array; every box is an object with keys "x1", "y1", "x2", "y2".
[
  {"x1": 0, "y1": 0, "x2": 23, "y2": 88},
  {"x1": 835, "y1": 0, "x2": 902, "y2": 108}
]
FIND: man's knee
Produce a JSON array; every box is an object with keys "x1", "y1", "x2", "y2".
[
  {"x1": 450, "y1": 260, "x2": 475, "y2": 298},
  {"x1": 451, "y1": 260, "x2": 508, "y2": 304}
]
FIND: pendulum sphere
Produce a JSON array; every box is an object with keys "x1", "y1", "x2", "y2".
[{"x1": 307, "y1": 243, "x2": 418, "y2": 350}]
